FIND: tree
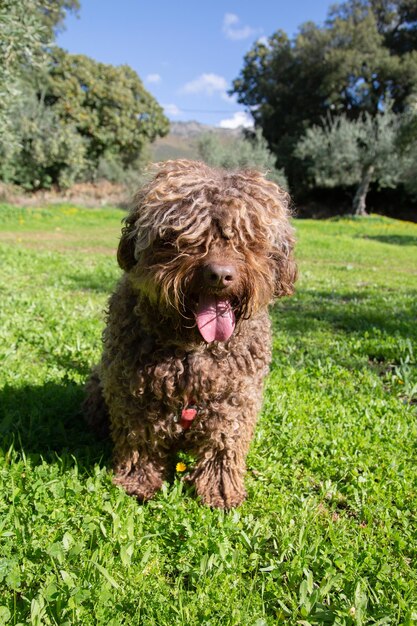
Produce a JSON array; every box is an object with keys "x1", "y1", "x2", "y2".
[
  {"x1": 231, "y1": 26, "x2": 331, "y2": 187},
  {"x1": 397, "y1": 98, "x2": 417, "y2": 196},
  {"x1": 0, "y1": 48, "x2": 170, "y2": 189},
  {"x1": 42, "y1": 50, "x2": 169, "y2": 175},
  {"x1": 197, "y1": 129, "x2": 288, "y2": 189},
  {"x1": 295, "y1": 108, "x2": 405, "y2": 214},
  {"x1": 0, "y1": 89, "x2": 86, "y2": 189},
  {"x1": 0, "y1": 0, "x2": 79, "y2": 129},
  {"x1": 0, "y1": 2, "x2": 169, "y2": 189},
  {"x1": 36, "y1": 0, "x2": 80, "y2": 37},
  {"x1": 0, "y1": 0, "x2": 80, "y2": 184},
  {"x1": 232, "y1": 0, "x2": 417, "y2": 189},
  {"x1": 323, "y1": 0, "x2": 417, "y2": 115}
]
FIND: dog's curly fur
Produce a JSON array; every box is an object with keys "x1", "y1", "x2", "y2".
[{"x1": 84, "y1": 159, "x2": 296, "y2": 508}]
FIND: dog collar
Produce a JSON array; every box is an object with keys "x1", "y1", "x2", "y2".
[{"x1": 180, "y1": 399, "x2": 197, "y2": 429}]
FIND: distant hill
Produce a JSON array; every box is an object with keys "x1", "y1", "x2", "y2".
[{"x1": 151, "y1": 121, "x2": 241, "y2": 162}]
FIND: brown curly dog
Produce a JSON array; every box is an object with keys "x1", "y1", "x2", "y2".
[{"x1": 84, "y1": 159, "x2": 296, "y2": 508}]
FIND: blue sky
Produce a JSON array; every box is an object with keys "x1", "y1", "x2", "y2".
[{"x1": 57, "y1": 0, "x2": 333, "y2": 128}]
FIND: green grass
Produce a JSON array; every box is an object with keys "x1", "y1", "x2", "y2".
[{"x1": 0, "y1": 204, "x2": 416, "y2": 625}]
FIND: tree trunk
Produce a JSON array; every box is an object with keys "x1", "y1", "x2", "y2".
[{"x1": 352, "y1": 164, "x2": 375, "y2": 216}]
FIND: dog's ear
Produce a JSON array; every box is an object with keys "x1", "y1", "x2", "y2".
[
  {"x1": 267, "y1": 185, "x2": 297, "y2": 298},
  {"x1": 272, "y1": 241, "x2": 297, "y2": 298},
  {"x1": 117, "y1": 216, "x2": 137, "y2": 271},
  {"x1": 117, "y1": 182, "x2": 156, "y2": 271}
]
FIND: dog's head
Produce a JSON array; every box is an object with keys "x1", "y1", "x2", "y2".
[{"x1": 117, "y1": 160, "x2": 296, "y2": 343}]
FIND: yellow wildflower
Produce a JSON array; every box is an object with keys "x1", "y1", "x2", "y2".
[{"x1": 176, "y1": 462, "x2": 187, "y2": 473}]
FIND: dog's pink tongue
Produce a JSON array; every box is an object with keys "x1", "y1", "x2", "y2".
[{"x1": 196, "y1": 295, "x2": 235, "y2": 343}]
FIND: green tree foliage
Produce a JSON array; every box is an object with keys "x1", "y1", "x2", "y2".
[
  {"x1": 197, "y1": 129, "x2": 288, "y2": 189},
  {"x1": 397, "y1": 98, "x2": 417, "y2": 196},
  {"x1": 0, "y1": 1, "x2": 168, "y2": 189},
  {"x1": 0, "y1": 0, "x2": 169, "y2": 190},
  {"x1": 232, "y1": 0, "x2": 417, "y2": 189},
  {"x1": 0, "y1": 49, "x2": 169, "y2": 189},
  {"x1": 37, "y1": 0, "x2": 80, "y2": 37},
  {"x1": 0, "y1": 90, "x2": 86, "y2": 190},
  {"x1": 323, "y1": 0, "x2": 417, "y2": 115},
  {"x1": 0, "y1": 0, "x2": 84, "y2": 189},
  {"x1": 43, "y1": 50, "x2": 169, "y2": 176},
  {"x1": 1, "y1": 1, "x2": 46, "y2": 136},
  {"x1": 296, "y1": 108, "x2": 406, "y2": 214},
  {"x1": 0, "y1": 0, "x2": 79, "y2": 127}
]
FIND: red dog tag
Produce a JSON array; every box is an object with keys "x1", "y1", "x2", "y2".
[{"x1": 180, "y1": 402, "x2": 197, "y2": 429}]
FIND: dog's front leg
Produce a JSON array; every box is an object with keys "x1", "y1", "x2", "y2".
[
  {"x1": 113, "y1": 450, "x2": 166, "y2": 501},
  {"x1": 111, "y1": 420, "x2": 171, "y2": 501},
  {"x1": 188, "y1": 406, "x2": 257, "y2": 509},
  {"x1": 190, "y1": 453, "x2": 247, "y2": 509}
]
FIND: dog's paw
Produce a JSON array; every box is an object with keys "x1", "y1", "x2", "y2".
[
  {"x1": 113, "y1": 468, "x2": 163, "y2": 501},
  {"x1": 190, "y1": 463, "x2": 247, "y2": 509},
  {"x1": 199, "y1": 487, "x2": 247, "y2": 509}
]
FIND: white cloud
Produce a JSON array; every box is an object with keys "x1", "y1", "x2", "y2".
[
  {"x1": 181, "y1": 73, "x2": 228, "y2": 96},
  {"x1": 219, "y1": 111, "x2": 254, "y2": 130},
  {"x1": 163, "y1": 103, "x2": 182, "y2": 116},
  {"x1": 222, "y1": 13, "x2": 260, "y2": 41},
  {"x1": 146, "y1": 73, "x2": 161, "y2": 84}
]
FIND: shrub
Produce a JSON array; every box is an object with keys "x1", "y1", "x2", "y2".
[
  {"x1": 0, "y1": 90, "x2": 86, "y2": 190},
  {"x1": 198, "y1": 129, "x2": 288, "y2": 189}
]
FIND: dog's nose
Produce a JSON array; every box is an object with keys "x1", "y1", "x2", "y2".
[{"x1": 203, "y1": 262, "x2": 236, "y2": 289}]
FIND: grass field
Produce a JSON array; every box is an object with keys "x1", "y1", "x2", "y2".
[{"x1": 0, "y1": 204, "x2": 416, "y2": 625}]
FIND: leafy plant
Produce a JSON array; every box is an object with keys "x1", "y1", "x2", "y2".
[
  {"x1": 198, "y1": 129, "x2": 288, "y2": 189},
  {"x1": 0, "y1": 90, "x2": 86, "y2": 189},
  {"x1": 231, "y1": 0, "x2": 417, "y2": 190},
  {"x1": 295, "y1": 107, "x2": 407, "y2": 214}
]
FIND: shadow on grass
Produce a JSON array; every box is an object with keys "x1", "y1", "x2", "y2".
[
  {"x1": 273, "y1": 287, "x2": 417, "y2": 342},
  {"x1": 0, "y1": 380, "x2": 111, "y2": 469},
  {"x1": 361, "y1": 235, "x2": 417, "y2": 246}
]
